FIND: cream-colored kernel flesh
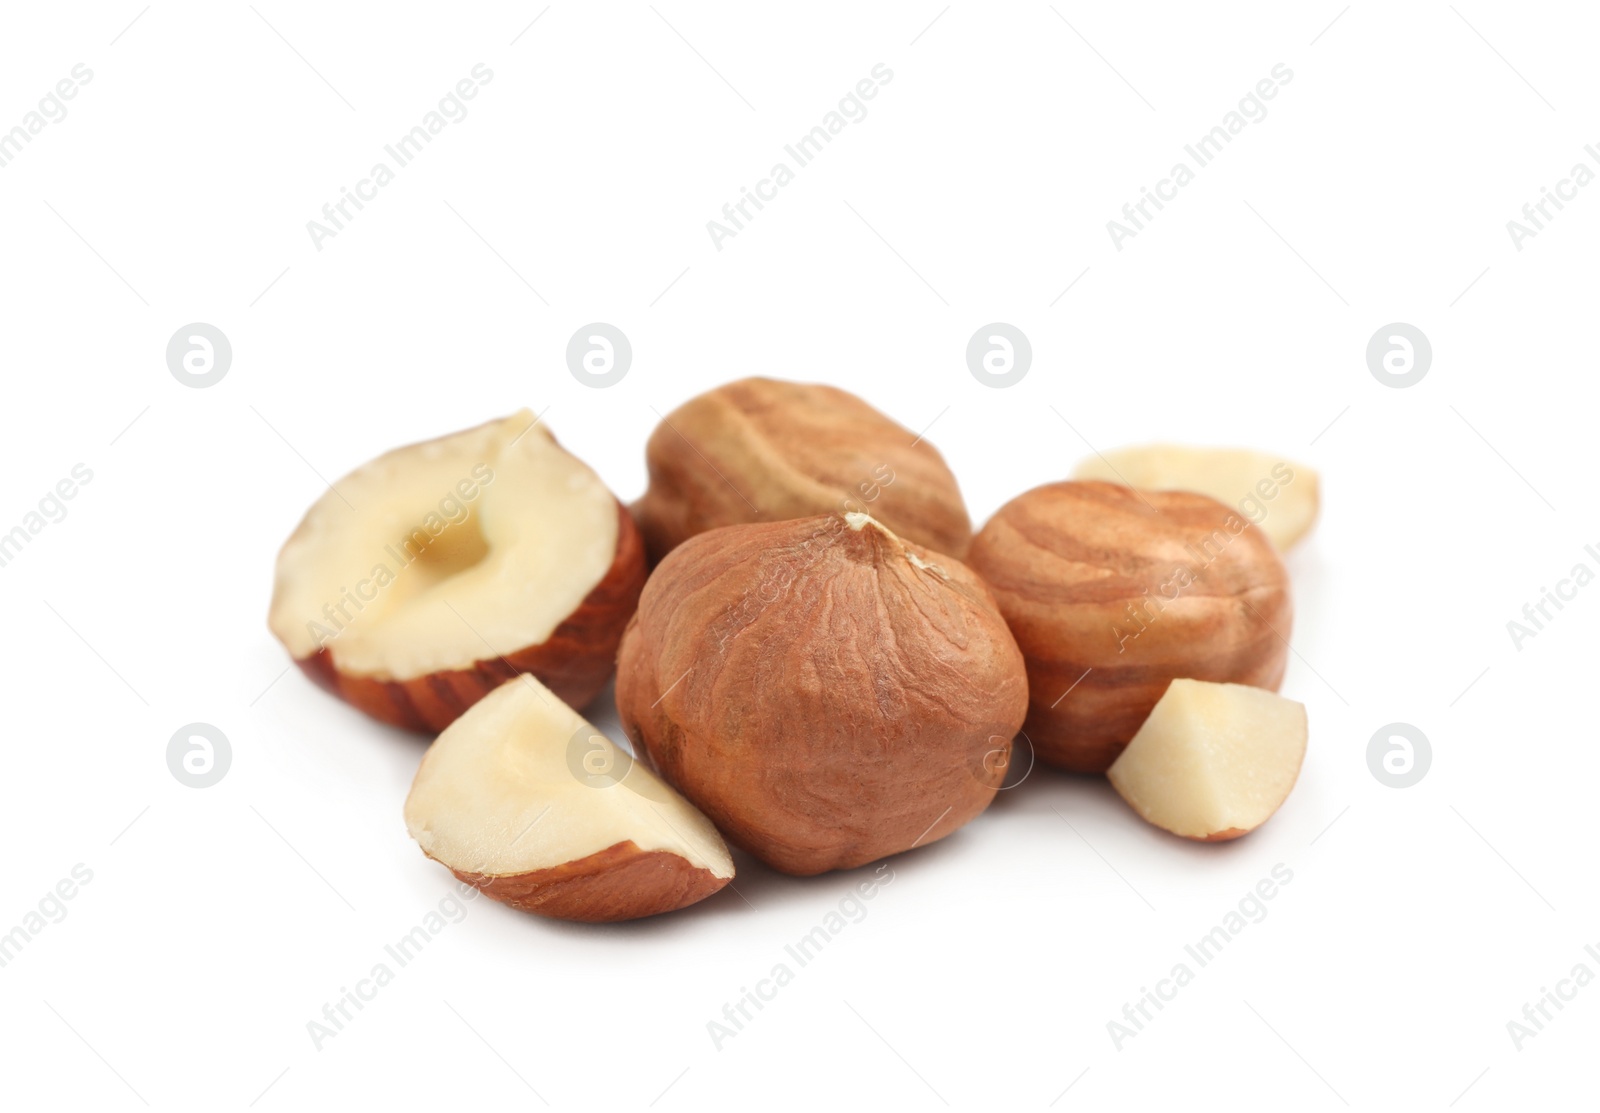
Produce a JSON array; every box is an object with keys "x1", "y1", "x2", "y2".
[
  {"x1": 268, "y1": 412, "x2": 617, "y2": 680},
  {"x1": 1108, "y1": 679, "x2": 1307, "y2": 839},
  {"x1": 404, "y1": 677, "x2": 734, "y2": 878},
  {"x1": 1075, "y1": 444, "x2": 1319, "y2": 550}
]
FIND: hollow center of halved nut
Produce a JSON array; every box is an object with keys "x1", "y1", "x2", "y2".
[
  {"x1": 267, "y1": 411, "x2": 621, "y2": 680},
  {"x1": 380, "y1": 512, "x2": 491, "y2": 613}
]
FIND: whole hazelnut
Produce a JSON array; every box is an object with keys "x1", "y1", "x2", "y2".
[
  {"x1": 615, "y1": 512, "x2": 1028, "y2": 876},
  {"x1": 966, "y1": 481, "x2": 1292, "y2": 773},
  {"x1": 630, "y1": 378, "x2": 972, "y2": 564}
]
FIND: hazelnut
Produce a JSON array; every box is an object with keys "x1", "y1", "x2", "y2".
[
  {"x1": 404, "y1": 676, "x2": 734, "y2": 922},
  {"x1": 615, "y1": 512, "x2": 1028, "y2": 876},
  {"x1": 966, "y1": 481, "x2": 1292, "y2": 773},
  {"x1": 1107, "y1": 679, "x2": 1307, "y2": 841},
  {"x1": 630, "y1": 377, "x2": 972, "y2": 564},
  {"x1": 268, "y1": 412, "x2": 646, "y2": 732},
  {"x1": 1074, "y1": 443, "x2": 1321, "y2": 550}
]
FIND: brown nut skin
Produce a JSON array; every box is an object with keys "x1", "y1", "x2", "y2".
[
  {"x1": 445, "y1": 840, "x2": 730, "y2": 924},
  {"x1": 296, "y1": 503, "x2": 646, "y2": 733},
  {"x1": 966, "y1": 482, "x2": 1291, "y2": 773},
  {"x1": 615, "y1": 513, "x2": 1028, "y2": 876},
  {"x1": 630, "y1": 378, "x2": 972, "y2": 564}
]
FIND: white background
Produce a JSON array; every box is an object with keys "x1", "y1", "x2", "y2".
[{"x1": 0, "y1": 2, "x2": 1592, "y2": 1109}]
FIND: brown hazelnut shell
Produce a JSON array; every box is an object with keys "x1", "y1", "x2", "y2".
[
  {"x1": 966, "y1": 481, "x2": 1291, "y2": 773},
  {"x1": 630, "y1": 378, "x2": 972, "y2": 564},
  {"x1": 445, "y1": 840, "x2": 730, "y2": 923},
  {"x1": 616, "y1": 513, "x2": 1027, "y2": 876}
]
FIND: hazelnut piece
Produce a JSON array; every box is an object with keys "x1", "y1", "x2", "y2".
[
  {"x1": 268, "y1": 412, "x2": 646, "y2": 732},
  {"x1": 1074, "y1": 444, "x2": 1320, "y2": 551},
  {"x1": 404, "y1": 676, "x2": 734, "y2": 922},
  {"x1": 1107, "y1": 679, "x2": 1308, "y2": 841}
]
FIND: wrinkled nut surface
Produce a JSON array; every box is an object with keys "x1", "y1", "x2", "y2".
[
  {"x1": 1108, "y1": 679, "x2": 1307, "y2": 841},
  {"x1": 630, "y1": 378, "x2": 972, "y2": 564},
  {"x1": 404, "y1": 676, "x2": 734, "y2": 922},
  {"x1": 616, "y1": 512, "x2": 1028, "y2": 876},
  {"x1": 1074, "y1": 444, "x2": 1320, "y2": 551},
  {"x1": 967, "y1": 481, "x2": 1291, "y2": 773},
  {"x1": 268, "y1": 412, "x2": 646, "y2": 731}
]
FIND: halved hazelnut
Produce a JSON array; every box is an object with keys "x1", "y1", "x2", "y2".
[
  {"x1": 268, "y1": 412, "x2": 646, "y2": 732},
  {"x1": 966, "y1": 481, "x2": 1291, "y2": 773},
  {"x1": 1074, "y1": 444, "x2": 1320, "y2": 551},
  {"x1": 1107, "y1": 679, "x2": 1307, "y2": 841},
  {"x1": 403, "y1": 676, "x2": 734, "y2": 922},
  {"x1": 631, "y1": 377, "x2": 972, "y2": 563},
  {"x1": 615, "y1": 512, "x2": 1028, "y2": 876}
]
